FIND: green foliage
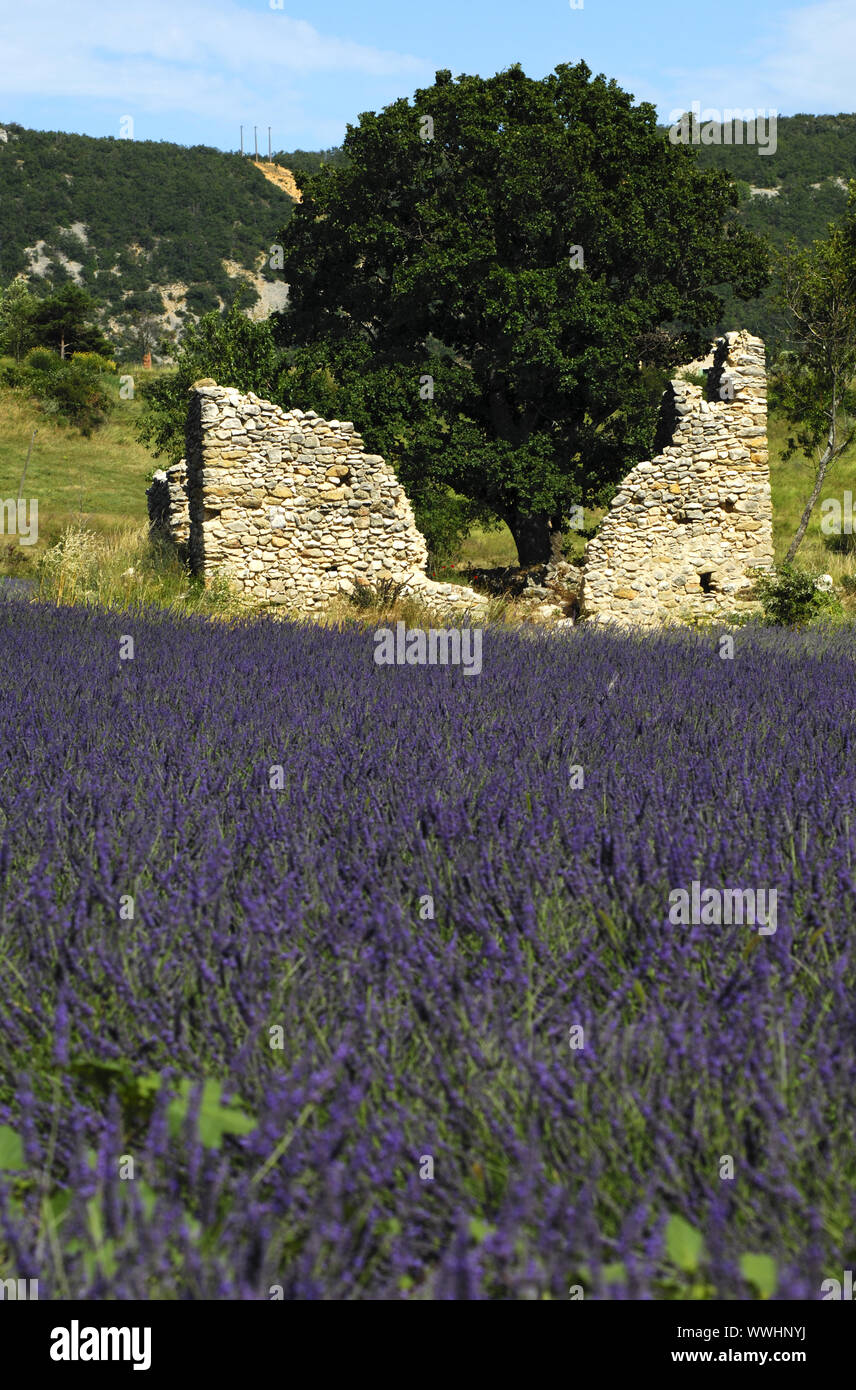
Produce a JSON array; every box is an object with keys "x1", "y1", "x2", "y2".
[
  {"x1": 413, "y1": 487, "x2": 491, "y2": 563},
  {"x1": 123, "y1": 289, "x2": 165, "y2": 316},
  {"x1": 0, "y1": 126, "x2": 297, "y2": 343},
  {"x1": 468, "y1": 1215, "x2": 497, "y2": 1244},
  {"x1": 0, "y1": 354, "x2": 18, "y2": 387},
  {"x1": 67, "y1": 1196, "x2": 120, "y2": 1282},
  {"x1": 657, "y1": 1217, "x2": 779, "y2": 1299},
  {"x1": 67, "y1": 1056, "x2": 164, "y2": 1127},
  {"x1": 0, "y1": 279, "x2": 38, "y2": 361},
  {"x1": 184, "y1": 284, "x2": 222, "y2": 317},
  {"x1": 136, "y1": 294, "x2": 281, "y2": 464},
  {"x1": 22, "y1": 346, "x2": 56, "y2": 373},
  {"x1": 689, "y1": 115, "x2": 856, "y2": 346},
  {"x1": 691, "y1": 114, "x2": 856, "y2": 191},
  {"x1": 0, "y1": 1084, "x2": 252, "y2": 1291},
  {"x1": 272, "y1": 148, "x2": 348, "y2": 176},
  {"x1": 1, "y1": 279, "x2": 114, "y2": 373},
  {"x1": 274, "y1": 62, "x2": 768, "y2": 562},
  {"x1": 28, "y1": 283, "x2": 113, "y2": 357},
  {"x1": 770, "y1": 198, "x2": 856, "y2": 561},
  {"x1": 11, "y1": 345, "x2": 116, "y2": 433},
  {"x1": 665, "y1": 1213, "x2": 705, "y2": 1272},
  {"x1": 0, "y1": 1123, "x2": 25, "y2": 1169},
  {"x1": 65, "y1": 1057, "x2": 257, "y2": 1149},
  {"x1": 70, "y1": 350, "x2": 117, "y2": 372},
  {"x1": 771, "y1": 216, "x2": 856, "y2": 465},
  {"x1": 754, "y1": 564, "x2": 841, "y2": 625},
  {"x1": 1, "y1": 115, "x2": 851, "y2": 358},
  {"x1": 569, "y1": 1216, "x2": 779, "y2": 1299},
  {"x1": 740, "y1": 1252, "x2": 778, "y2": 1299},
  {"x1": 166, "y1": 1078, "x2": 257, "y2": 1149}
]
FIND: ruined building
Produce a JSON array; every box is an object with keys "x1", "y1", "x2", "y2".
[
  {"x1": 147, "y1": 380, "x2": 483, "y2": 616},
  {"x1": 580, "y1": 331, "x2": 774, "y2": 625},
  {"x1": 148, "y1": 331, "x2": 773, "y2": 628}
]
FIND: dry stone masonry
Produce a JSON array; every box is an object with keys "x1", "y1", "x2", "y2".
[
  {"x1": 147, "y1": 331, "x2": 773, "y2": 629},
  {"x1": 148, "y1": 381, "x2": 485, "y2": 618},
  {"x1": 580, "y1": 331, "x2": 774, "y2": 626},
  {"x1": 146, "y1": 461, "x2": 189, "y2": 547}
]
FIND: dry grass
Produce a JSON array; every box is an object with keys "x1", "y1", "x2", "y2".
[
  {"x1": 32, "y1": 522, "x2": 254, "y2": 619},
  {"x1": 29, "y1": 524, "x2": 518, "y2": 630}
]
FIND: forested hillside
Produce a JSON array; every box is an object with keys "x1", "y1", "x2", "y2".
[
  {"x1": 0, "y1": 112, "x2": 853, "y2": 357},
  {"x1": 0, "y1": 123, "x2": 317, "y2": 357},
  {"x1": 689, "y1": 113, "x2": 856, "y2": 344}
]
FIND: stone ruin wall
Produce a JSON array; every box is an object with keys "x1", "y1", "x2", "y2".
[
  {"x1": 147, "y1": 331, "x2": 774, "y2": 629},
  {"x1": 580, "y1": 331, "x2": 774, "y2": 626},
  {"x1": 147, "y1": 460, "x2": 189, "y2": 547},
  {"x1": 148, "y1": 381, "x2": 484, "y2": 616}
]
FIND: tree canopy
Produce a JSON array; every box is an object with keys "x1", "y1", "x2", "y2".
[
  {"x1": 771, "y1": 190, "x2": 856, "y2": 560},
  {"x1": 136, "y1": 295, "x2": 280, "y2": 467},
  {"x1": 0, "y1": 280, "x2": 114, "y2": 360},
  {"x1": 28, "y1": 283, "x2": 114, "y2": 358},
  {"x1": 272, "y1": 63, "x2": 769, "y2": 561}
]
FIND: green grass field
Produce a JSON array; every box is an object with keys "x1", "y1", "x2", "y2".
[
  {"x1": 0, "y1": 370, "x2": 163, "y2": 559},
  {"x1": 1, "y1": 369, "x2": 855, "y2": 589},
  {"x1": 459, "y1": 411, "x2": 856, "y2": 578}
]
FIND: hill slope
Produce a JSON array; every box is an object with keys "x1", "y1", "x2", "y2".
[
  {"x1": 1, "y1": 113, "x2": 853, "y2": 357},
  {"x1": 688, "y1": 113, "x2": 856, "y2": 343},
  {"x1": 0, "y1": 123, "x2": 302, "y2": 358}
]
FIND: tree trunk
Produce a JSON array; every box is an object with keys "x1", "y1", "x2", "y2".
[
  {"x1": 785, "y1": 404, "x2": 837, "y2": 563},
  {"x1": 506, "y1": 510, "x2": 555, "y2": 566}
]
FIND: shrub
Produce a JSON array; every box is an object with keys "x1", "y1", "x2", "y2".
[
  {"x1": 0, "y1": 354, "x2": 22, "y2": 386},
  {"x1": 415, "y1": 489, "x2": 480, "y2": 564},
  {"x1": 23, "y1": 345, "x2": 58, "y2": 373},
  {"x1": 16, "y1": 348, "x2": 116, "y2": 434},
  {"x1": 70, "y1": 350, "x2": 118, "y2": 373},
  {"x1": 754, "y1": 563, "x2": 841, "y2": 626}
]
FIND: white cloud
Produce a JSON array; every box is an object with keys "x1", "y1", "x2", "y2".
[
  {"x1": 658, "y1": 0, "x2": 856, "y2": 116},
  {"x1": 0, "y1": 0, "x2": 427, "y2": 117}
]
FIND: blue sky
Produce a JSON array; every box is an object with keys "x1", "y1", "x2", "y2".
[{"x1": 1, "y1": 0, "x2": 854, "y2": 151}]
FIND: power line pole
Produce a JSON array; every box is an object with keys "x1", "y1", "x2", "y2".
[
  {"x1": 254, "y1": 126, "x2": 258, "y2": 160},
  {"x1": 240, "y1": 125, "x2": 243, "y2": 156},
  {"x1": 268, "y1": 127, "x2": 272, "y2": 162}
]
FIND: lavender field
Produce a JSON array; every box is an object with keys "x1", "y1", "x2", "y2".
[{"x1": 1, "y1": 601, "x2": 855, "y2": 1300}]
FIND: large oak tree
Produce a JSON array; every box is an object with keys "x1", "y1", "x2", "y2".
[{"x1": 273, "y1": 62, "x2": 769, "y2": 563}]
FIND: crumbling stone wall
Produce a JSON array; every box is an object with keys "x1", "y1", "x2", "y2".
[
  {"x1": 580, "y1": 331, "x2": 773, "y2": 626},
  {"x1": 146, "y1": 461, "x2": 189, "y2": 547},
  {"x1": 149, "y1": 381, "x2": 484, "y2": 616}
]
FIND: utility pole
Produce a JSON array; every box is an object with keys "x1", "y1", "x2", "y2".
[
  {"x1": 240, "y1": 125, "x2": 243, "y2": 156},
  {"x1": 268, "y1": 127, "x2": 271, "y2": 162},
  {"x1": 254, "y1": 126, "x2": 258, "y2": 160}
]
